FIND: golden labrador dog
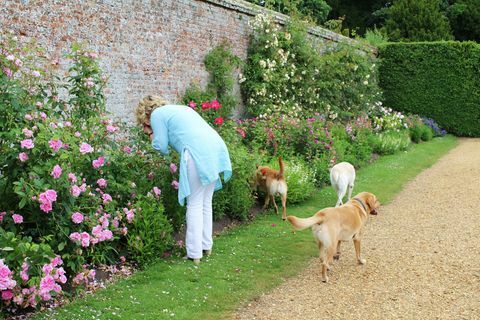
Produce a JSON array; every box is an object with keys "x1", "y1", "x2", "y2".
[
  {"x1": 252, "y1": 157, "x2": 288, "y2": 220},
  {"x1": 287, "y1": 192, "x2": 380, "y2": 283}
]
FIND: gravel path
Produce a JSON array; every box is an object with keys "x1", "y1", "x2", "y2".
[{"x1": 236, "y1": 138, "x2": 480, "y2": 320}]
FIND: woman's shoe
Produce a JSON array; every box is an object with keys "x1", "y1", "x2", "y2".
[{"x1": 183, "y1": 256, "x2": 201, "y2": 265}]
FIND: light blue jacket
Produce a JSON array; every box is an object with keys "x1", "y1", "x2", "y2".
[{"x1": 150, "y1": 105, "x2": 232, "y2": 205}]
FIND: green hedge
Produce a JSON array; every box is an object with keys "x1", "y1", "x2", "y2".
[{"x1": 378, "y1": 41, "x2": 480, "y2": 137}]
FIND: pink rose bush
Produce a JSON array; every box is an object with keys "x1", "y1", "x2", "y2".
[{"x1": 1, "y1": 39, "x2": 172, "y2": 315}]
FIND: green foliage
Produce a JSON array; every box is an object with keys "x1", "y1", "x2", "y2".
[
  {"x1": 383, "y1": 0, "x2": 453, "y2": 41},
  {"x1": 410, "y1": 123, "x2": 423, "y2": 144},
  {"x1": 421, "y1": 125, "x2": 434, "y2": 142},
  {"x1": 204, "y1": 42, "x2": 241, "y2": 118},
  {"x1": 212, "y1": 142, "x2": 258, "y2": 221},
  {"x1": 242, "y1": 14, "x2": 381, "y2": 119},
  {"x1": 372, "y1": 130, "x2": 411, "y2": 155},
  {"x1": 183, "y1": 42, "x2": 240, "y2": 119},
  {"x1": 283, "y1": 158, "x2": 317, "y2": 204},
  {"x1": 127, "y1": 196, "x2": 173, "y2": 267},
  {"x1": 378, "y1": 41, "x2": 480, "y2": 136},
  {"x1": 247, "y1": 0, "x2": 331, "y2": 24},
  {"x1": 446, "y1": 0, "x2": 480, "y2": 42},
  {"x1": 363, "y1": 27, "x2": 389, "y2": 47}
]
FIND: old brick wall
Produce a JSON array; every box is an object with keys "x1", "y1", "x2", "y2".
[{"x1": 0, "y1": 0, "x2": 358, "y2": 123}]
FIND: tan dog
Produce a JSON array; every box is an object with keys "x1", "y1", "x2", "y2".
[
  {"x1": 252, "y1": 157, "x2": 288, "y2": 220},
  {"x1": 287, "y1": 192, "x2": 380, "y2": 283}
]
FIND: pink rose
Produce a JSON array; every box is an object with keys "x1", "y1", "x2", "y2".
[
  {"x1": 80, "y1": 232, "x2": 90, "y2": 247},
  {"x1": 48, "y1": 139, "x2": 63, "y2": 152},
  {"x1": 44, "y1": 190, "x2": 57, "y2": 202},
  {"x1": 68, "y1": 173, "x2": 77, "y2": 183},
  {"x1": 71, "y1": 185, "x2": 81, "y2": 197},
  {"x1": 71, "y1": 212, "x2": 84, "y2": 224},
  {"x1": 152, "y1": 186, "x2": 161, "y2": 197},
  {"x1": 69, "y1": 232, "x2": 81, "y2": 242},
  {"x1": 18, "y1": 152, "x2": 29, "y2": 162},
  {"x1": 102, "y1": 193, "x2": 112, "y2": 204},
  {"x1": 97, "y1": 178, "x2": 107, "y2": 188},
  {"x1": 22, "y1": 128, "x2": 33, "y2": 138},
  {"x1": 12, "y1": 214, "x2": 23, "y2": 224},
  {"x1": 92, "y1": 156, "x2": 105, "y2": 169},
  {"x1": 40, "y1": 202, "x2": 53, "y2": 213},
  {"x1": 79, "y1": 142, "x2": 93, "y2": 154},
  {"x1": 51, "y1": 164, "x2": 62, "y2": 179},
  {"x1": 1, "y1": 290, "x2": 13, "y2": 301},
  {"x1": 171, "y1": 180, "x2": 179, "y2": 190},
  {"x1": 20, "y1": 139, "x2": 34, "y2": 149}
]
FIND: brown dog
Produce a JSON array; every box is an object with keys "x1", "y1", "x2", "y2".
[
  {"x1": 252, "y1": 157, "x2": 288, "y2": 220},
  {"x1": 287, "y1": 192, "x2": 380, "y2": 282}
]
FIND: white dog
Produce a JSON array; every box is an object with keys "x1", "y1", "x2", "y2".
[{"x1": 330, "y1": 162, "x2": 356, "y2": 207}]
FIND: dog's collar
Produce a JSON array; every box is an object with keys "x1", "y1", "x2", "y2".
[{"x1": 353, "y1": 197, "x2": 368, "y2": 213}]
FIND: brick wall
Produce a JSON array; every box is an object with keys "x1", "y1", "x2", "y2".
[{"x1": 0, "y1": 0, "x2": 360, "y2": 123}]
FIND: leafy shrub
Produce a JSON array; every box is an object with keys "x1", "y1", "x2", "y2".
[
  {"x1": 372, "y1": 130, "x2": 411, "y2": 155},
  {"x1": 0, "y1": 38, "x2": 176, "y2": 312},
  {"x1": 242, "y1": 14, "x2": 381, "y2": 119},
  {"x1": 379, "y1": 41, "x2": 480, "y2": 136},
  {"x1": 421, "y1": 125, "x2": 434, "y2": 142},
  {"x1": 213, "y1": 141, "x2": 258, "y2": 221},
  {"x1": 283, "y1": 158, "x2": 317, "y2": 204},
  {"x1": 410, "y1": 123, "x2": 423, "y2": 143},
  {"x1": 422, "y1": 117, "x2": 446, "y2": 137},
  {"x1": 126, "y1": 195, "x2": 173, "y2": 267},
  {"x1": 182, "y1": 42, "x2": 240, "y2": 119}
]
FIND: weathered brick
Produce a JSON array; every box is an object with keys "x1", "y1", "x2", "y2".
[{"x1": 0, "y1": 0, "x2": 362, "y2": 124}]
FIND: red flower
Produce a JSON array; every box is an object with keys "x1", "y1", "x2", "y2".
[
  {"x1": 211, "y1": 100, "x2": 221, "y2": 110},
  {"x1": 201, "y1": 102, "x2": 211, "y2": 110},
  {"x1": 214, "y1": 117, "x2": 224, "y2": 125}
]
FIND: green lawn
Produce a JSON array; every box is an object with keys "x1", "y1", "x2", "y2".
[{"x1": 33, "y1": 135, "x2": 457, "y2": 320}]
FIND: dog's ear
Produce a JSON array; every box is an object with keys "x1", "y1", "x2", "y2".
[{"x1": 366, "y1": 193, "x2": 379, "y2": 215}]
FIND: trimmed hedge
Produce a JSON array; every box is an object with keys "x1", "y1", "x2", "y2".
[{"x1": 378, "y1": 41, "x2": 480, "y2": 137}]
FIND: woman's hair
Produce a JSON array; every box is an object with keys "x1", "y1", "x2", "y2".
[{"x1": 135, "y1": 95, "x2": 168, "y2": 125}]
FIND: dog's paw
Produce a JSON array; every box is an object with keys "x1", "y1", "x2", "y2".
[{"x1": 358, "y1": 258, "x2": 366, "y2": 265}]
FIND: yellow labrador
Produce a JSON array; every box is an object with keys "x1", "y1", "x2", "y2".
[{"x1": 287, "y1": 192, "x2": 380, "y2": 283}]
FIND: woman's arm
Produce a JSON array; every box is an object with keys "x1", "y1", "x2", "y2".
[{"x1": 150, "y1": 114, "x2": 170, "y2": 155}]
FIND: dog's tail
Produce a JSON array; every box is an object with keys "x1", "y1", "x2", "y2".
[
  {"x1": 287, "y1": 212, "x2": 326, "y2": 231},
  {"x1": 277, "y1": 157, "x2": 285, "y2": 178}
]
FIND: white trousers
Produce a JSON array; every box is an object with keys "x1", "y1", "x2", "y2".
[{"x1": 185, "y1": 151, "x2": 215, "y2": 259}]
